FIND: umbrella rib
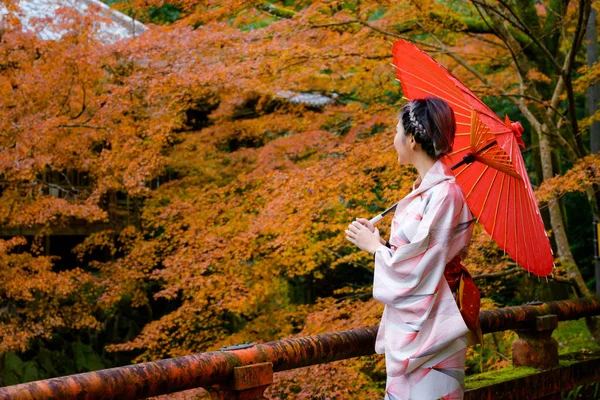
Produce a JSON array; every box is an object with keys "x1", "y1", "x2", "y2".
[
  {"x1": 448, "y1": 145, "x2": 471, "y2": 156},
  {"x1": 522, "y1": 174, "x2": 544, "y2": 270},
  {"x1": 472, "y1": 112, "x2": 499, "y2": 152},
  {"x1": 491, "y1": 173, "x2": 507, "y2": 239},
  {"x1": 479, "y1": 169, "x2": 499, "y2": 217},
  {"x1": 511, "y1": 137, "x2": 540, "y2": 270},
  {"x1": 394, "y1": 55, "x2": 466, "y2": 97},
  {"x1": 513, "y1": 177, "x2": 518, "y2": 268},
  {"x1": 466, "y1": 165, "x2": 490, "y2": 199},
  {"x1": 444, "y1": 76, "x2": 510, "y2": 125},
  {"x1": 504, "y1": 174, "x2": 511, "y2": 255},
  {"x1": 397, "y1": 54, "x2": 466, "y2": 95},
  {"x1": 518, "y1": 182, "x2": 534, "y2": 272},
  {"x1": 398, "y1": 82, "x2": 472, "y2": 118},
  {"x1": 454, "y1": 163, "x2": 469, "y2": 178},
  {"x1": 480, "y1": 145, "x2": 504, "y2": 155},
  {"x1": 474, "y1": 109, "x2": 505, "y2": 124},
  {"x1": 393, "y1": 62, "x2": 472, "y2": 112},
  {"x1": 476, "y1": 116, "x2": 512, "y2": 136},
  {"x1": 393, "y1": 69, "x2": 471, "y2": 115},
  {"x1": 509, "y1": 135, "x2": 519, "y2": 267},
  {"x1": 479, "y1": 152, "x2": 515, "y2": 173},
  {"x1": 472, "y1": 111, "x2": 481, "y2": 149}
]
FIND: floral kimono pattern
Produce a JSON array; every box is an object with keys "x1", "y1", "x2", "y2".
[{"x1": 373, "y1": 159, "x2": 475, "y2": 400}]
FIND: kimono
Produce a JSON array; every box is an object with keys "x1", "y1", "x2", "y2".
[{"x1": 373, "y1": 159, "x2": 476, "y2": 400}]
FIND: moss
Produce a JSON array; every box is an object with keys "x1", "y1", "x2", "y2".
[
  {"x1": 35, "y1": 348, "x2": 57, "y2": 377},
  {"x1": 2, "y1": 353, "x2": 24, "y2": 386},
  {"x1": 22, "y1": 361, "x2": 40, "y2": 383},
  {"x1": 557, "y1": 349, "x2": 600, "y2": 367},
  {"x1": 465, "y1": 365, "x2": 539, "y2": 390},
  {"x1": 466, "y1": 349, "x2": 600, "y2": 391},
  {"x1": 553, "y1": 319, "x2": 600, "y2": 355},
  {"x1": 73, "y1": 342, "x2": 105, "y2": 373}
]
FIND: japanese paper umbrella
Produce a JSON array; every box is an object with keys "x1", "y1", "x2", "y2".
[{"x1": 370, "y1": 39, "x2": 554, "y2": 277}]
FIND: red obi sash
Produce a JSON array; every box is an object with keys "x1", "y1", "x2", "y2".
[{"x1": 444, "y1": 256, "x2": 483, "y2": 347}]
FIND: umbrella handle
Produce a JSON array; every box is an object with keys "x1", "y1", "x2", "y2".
[
  {"x1": 369, "y1": 214, "x2": 383, "y2": 224},
  {"x1": 369, "y1": 203, "x2": 399, "y2": 225}
]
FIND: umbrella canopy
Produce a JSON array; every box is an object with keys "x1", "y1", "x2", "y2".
[{"x1": 388, "y1": 39, "x2": 553, "y2": 277}]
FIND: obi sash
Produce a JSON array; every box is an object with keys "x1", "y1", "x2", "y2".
[
  {"x1": 381, "y1": 240, "x2": 483, "y2": 347},
  {"x1": 444, "y1": 255, "x2": 483, "y2": 347}
]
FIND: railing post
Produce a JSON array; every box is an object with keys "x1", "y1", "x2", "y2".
[
  {"x1": 512, "y1": 314, "x2": 558, "y2": 369},
  {"x1": 209, "y1": 362, "x2": 274, "y2": 400}
]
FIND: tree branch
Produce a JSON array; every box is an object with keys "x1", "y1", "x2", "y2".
[
  {"x1": 256, "y1": 3, "x2": 296, "y2": 19},
  {"x1": 58, "y1": 124, "x2": 109, "y2": 130}
]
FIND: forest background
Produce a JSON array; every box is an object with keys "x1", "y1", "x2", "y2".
[{"x1": 1, "y1": 0, "x2": 600, "y2": 398}]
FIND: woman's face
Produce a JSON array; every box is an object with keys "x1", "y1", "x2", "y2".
[{"x1": 394, "y1": 120, "x2": 414, "y2": 165}]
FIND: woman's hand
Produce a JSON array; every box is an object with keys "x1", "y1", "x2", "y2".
[
  {"x1": 355, "y1": 217, "x2": 375, "y2": 232},
  {"x1": 345, "y1": 220, "x2": 381, "y2": 254},
  {"x1": 356, "y1": 217, "x2": 388, "y2": 246}
]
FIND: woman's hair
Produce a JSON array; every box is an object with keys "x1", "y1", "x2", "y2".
[{"x1": 399, "y1": 97, "x2": 456, "y2": 160}]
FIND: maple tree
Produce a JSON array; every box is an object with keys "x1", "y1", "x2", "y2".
[{"x1": 0, "y1": 0, "x2": 599, "y2": 397}]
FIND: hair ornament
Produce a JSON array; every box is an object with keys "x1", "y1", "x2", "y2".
[
  {"x1": 433, "y1": 139, "x2": 443, "y2": 157},
  {"x1": 408, "y1": 103, "x2": 427, "y2": 140},
  {"x1": 409, "y1": 102, "x2": 444, "y2": 157}
]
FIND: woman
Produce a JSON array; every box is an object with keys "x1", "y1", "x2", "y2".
[{"x1": 345, "y1": 97, "x2": 480, "y2": 400}]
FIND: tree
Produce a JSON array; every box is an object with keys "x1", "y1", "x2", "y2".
[{"x1": 2, "y1": 1, "x2": 599, "y2": 396}]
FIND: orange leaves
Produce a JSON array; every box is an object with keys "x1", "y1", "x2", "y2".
[
  {"x1": 527, "y1": 68, "x2": 552, "y2": 85},
  {"x1": 0, "y1": 237, "x2": 101, "y2": 353},
  {"x1": 0, "y1": 191, "x2": 107, "y2": 228},
  {"x1": 535, "y1": 154, "x2": 600, "y2": 206},
  {"x1": 1, "y1": 1, "x2": 587, "y2": 392}
]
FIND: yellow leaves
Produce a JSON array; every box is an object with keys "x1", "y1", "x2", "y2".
[
  {"x1": 574, "y1": 63, "x2": 600, "y2": 92},
  {"x1": 578, "y1": 108, "x2": 600, "y2": 132}
]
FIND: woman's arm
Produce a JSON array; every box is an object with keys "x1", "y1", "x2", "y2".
[{"x1": 372, "y1": 183, "x2": 473, "y2": 307}]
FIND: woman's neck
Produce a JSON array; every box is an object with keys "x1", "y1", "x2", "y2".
[{"x1": 412, "y1": 156, "x2": 437, "y2": 181}]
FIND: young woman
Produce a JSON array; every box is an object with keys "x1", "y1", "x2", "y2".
[{"x1": 345, "y1": 97, "x2": 479, "y2": 399}]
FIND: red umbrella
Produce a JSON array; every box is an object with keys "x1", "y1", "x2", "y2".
[{"x1": 373, "y1": 39, "x2": 554, "y2": 277}]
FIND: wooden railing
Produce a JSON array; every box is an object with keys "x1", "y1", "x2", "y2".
[{"x1": 2, "y1": 296, "x2": 600, "y2": 399}]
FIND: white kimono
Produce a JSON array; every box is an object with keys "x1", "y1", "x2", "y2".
[{"x1": 373, "y1": 159, "x2": 475, "y2": 400}]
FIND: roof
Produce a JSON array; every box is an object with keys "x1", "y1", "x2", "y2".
[
  {"x1": 276, "y1": 90, "x2": 337, "y2": 107},
  {"x1": 0, "y1": 0, "x2": 147, "y2": 43}
]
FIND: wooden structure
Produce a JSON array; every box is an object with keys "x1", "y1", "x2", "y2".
[{"x1": 2, "y1": 296, "x2": 600, "y2": 399}]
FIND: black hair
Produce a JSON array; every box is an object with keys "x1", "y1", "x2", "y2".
[{"x1": 399, "y1": 97, "x2": 456, "y2": 160}]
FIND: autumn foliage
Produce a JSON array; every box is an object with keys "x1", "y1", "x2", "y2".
[{"x1": 0, "y1": 0, "x2": 599, "y2": 397}]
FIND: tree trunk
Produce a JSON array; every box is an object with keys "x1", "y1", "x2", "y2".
[
  {"x1": 589, "y1": 8, "x2": 600, "y2": 155},
  {"x1": 535, "y1": 121, "x2": 600, "y2": 343},
  {"x1": 587, "y1": 7, "x2": 600, "y2": 297},
  {"x1": 583, "y1": 7, "x2": 600, "y2": 344},
  {"x1": 538, "y1": 128, "x2": 583, "y2": 287}
]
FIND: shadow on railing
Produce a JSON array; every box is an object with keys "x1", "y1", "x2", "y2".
[{"x1": 2, "y1": 296, "x2": 600, "y2": 399}]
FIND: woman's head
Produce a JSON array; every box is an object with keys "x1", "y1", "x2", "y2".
[{"x1": 393, "y1": 97, "x2": 456, "y2": 164}]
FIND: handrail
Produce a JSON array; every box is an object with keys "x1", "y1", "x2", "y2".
[
  {"x1": 2, "y1": 296, "x2": 600, "y2": 399},
  {"x1": 0, "y1": 327, "x2": 377, "y2": 399}
]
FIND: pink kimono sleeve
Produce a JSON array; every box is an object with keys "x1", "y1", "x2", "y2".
[{"x1": 372, "y1": 182, "x2": 473, "y2": 311}]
